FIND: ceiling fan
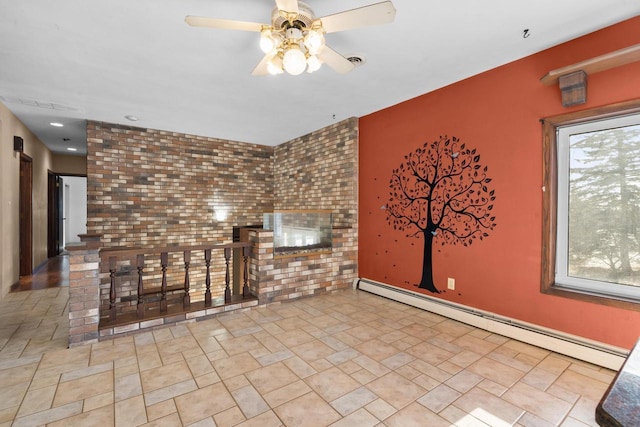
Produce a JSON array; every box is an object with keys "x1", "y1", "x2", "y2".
[{"x1": 185, "y1": 0, "x2": 396, "y2": 76}]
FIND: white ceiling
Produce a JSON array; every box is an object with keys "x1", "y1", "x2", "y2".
[{"x1": 1, "y1": 0, "x2": 639, "y2": 155}]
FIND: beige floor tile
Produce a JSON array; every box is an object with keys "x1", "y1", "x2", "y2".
[
  {"x1": 175, "y1": 382, "x2": 236, "y2": 425},
  {"x1": 11, "y1": 401, "x2": 82, "y2": 427},
  {"x1": 115, "y1": 372, "x2": 143, "y2": 402},
  {"x1": 275, "y1": 329, "x2": 316, "y2": 347},
  {"x1": 503, "y1": 381, "x2": 572, "y2": 424},
  {"x1": 568, "y1": 396, "x2": 600, "y2": 427},
  {"x1": 405, "y1": 342, "x2": 453, "y2": 365},
  {"x1": 432, "y1": 320, "x2": 475, "y2": 338},
  {"x1": 263, "y1": 379, "x2": 312, "y2": 408},
  {"x1": 61, "y1": 361, "x2": 112, "y2": 383},
  {"x1": 0, "y1": 363, "x2": 38, "y2": 388},
  {"x1": 365, "y1": 398, "x2": 397, "y2": 421},
  {"x1": 0, "y1": 406, "x2": 19, "y2": 424},
  {"x1": 330, "y1": 386, "x2": 378, "y2": 416},
  {"x1": 245, "y1": 361, "x2": 299, "y2": 394},
  {"x1": 143, "y1": 379, "x2": 198, "y2": 406},
  {"x1": 236, "y1": 409, "x2": 283, "y2": 427},
  {"x1": 40, "y1": 345, "x2": 90, "y2": 370},
  {"x1": 384, "y1": 402, "x2": 450, "y2": 427},
  {"x1": 454, "y1": 334, "x2": 500, "y2": 355},
  {"x1": 468, "y1": 357, "x2": 525, "y2": 388},
  {"x1": 306, "y1": 366, "x2": 362, "y2": 401},
  {"x1": 488, "y1": 348, "x2": 537, "y2": 373},
  {"x1": 84, "y1": 391, "x2": 114, "y2": 412},
  {"x1": 291, "y1": 339, "x2": 336, "y2": 362},
  {"x1": 366, "y1": 371, "x2": 426, "y2": 410},
  {"x1": 219, "y1": 335, "x2": 266, "y2": 356},
  {"x1": 140, "y1": 360, "x2": 193, "y2": 393},
  {"x1": 15, "y1": 384, "x2": 56, "y2": 417},
  {"x1": 449, "y1": 349, "x2": 484, "y2": 368},
  {"x1": 91, "y1": 341, "x2": 136, "y2": 366},
  {"x1": 445, "y1": 370, "x2": 484, "y2": 393},
  {"x1": 0, "y1": 287, "x2": 612, "y2": 427},
  {"x1": 232, "y1": 385, "x2": 270, "y2": 418},
  {"x1": 522, "y1": 367, "x2": 560, "y2": 391},
  {"x1": 400, "y1": 323, "x2": 440, "y2": 341},
  {"x1": 440, "y1": 404, "x2": 492, "y2": 427},
  {"x1": 146, "y1": 399, "x2": 177, "y2": 421},
  {"x1": 213, "y1": 352, "x2": 261, "y2": 380},
  {"x1": 274, "y1": 391, "x2": 341, "y2": 427},
  {"x1": 354, "y1": 339, "x2": 401, "y2": 362},
  {"x1": 517, "y1": 411, "x2": 556, "y2": 427},
  {"x1": 417, "y1": 383, "x2": 461, "y2": 413},
  {"x1": 141, "y1": 412, "x2": 183, "y2": 427},
  {"x1": 552, "y1": 370, "x2": 609, "y2": 402},
  {"x1": 115, "y1": 394, "x2": 147, "y2": 426},
  {"x1": 453, "y1": 387, "x2": 524, "y2": 426},
  {"x1": 502, "y1": 340, "x2": 550, "y2": 360},
  {"x1": 53, "y1": 370, "x2": 113, "y2": 407},
  {"x1": 329, "y1": 407, "x2": 379, "y2": 427},
  {"x1": 409, "y1": 359, "x2": 451, "y2": 382},
  {"x1": 214, "y1": 406, "x2": 246, "y2": 426},
  {"x1": 47, "y1": 404, "x2": 114, "y2": 427}
]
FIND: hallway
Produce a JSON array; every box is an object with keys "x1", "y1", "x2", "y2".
[{"x1": 0, "y1": 259, "x2": 614, "y2": 426}]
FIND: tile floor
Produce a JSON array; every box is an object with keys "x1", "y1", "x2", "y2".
[{"x1": 0, "y1": 286, "x2": 614, "y2": 426}]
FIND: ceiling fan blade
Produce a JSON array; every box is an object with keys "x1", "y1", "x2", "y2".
[
  {"x1": 251, "y1": 54, "x2": 274, "y2": 76},
  {"x1": 318, "y1": 46, "x2": 355, "y2": 74},
  {"x1": 319, "y1": 1, "x2": 396, "y2": 34},
  {"x1": 185, "y1": 16, "x2": 263, "y2": 32},
  {"x1": 275, "y1": 0, "x2": 299, "y2": 14}
]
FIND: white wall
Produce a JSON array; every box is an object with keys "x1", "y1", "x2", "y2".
[{"x1": 62, "y1": 176, "x2": 87, "y2": 245}]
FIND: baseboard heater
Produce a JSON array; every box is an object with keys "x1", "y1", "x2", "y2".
[{"x1": 357, "y1": 278, "x2": 627, "y2": 370}]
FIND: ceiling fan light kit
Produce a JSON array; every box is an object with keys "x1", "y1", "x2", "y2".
[{"x1": 186, "y1": 0, "x2": 396, "y2": 76}]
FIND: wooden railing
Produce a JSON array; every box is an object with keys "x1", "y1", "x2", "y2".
[{"x1": 99, "y1": 242, "x2": 253, "y2": 326}]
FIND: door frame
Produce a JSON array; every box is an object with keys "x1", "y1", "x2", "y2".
[
  {"x1": 47, "y1": 172, "x2": 86, "y2": 257},
  {"x1": 47, "y1": 171, "x2": 62, "y2": 257},
  {"x1": 19, "y1": 153, "x2": 33, "y2": 276}
]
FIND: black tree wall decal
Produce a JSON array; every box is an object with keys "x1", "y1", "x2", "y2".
[{"x1": 386, "y1": 135, "x2": 497, "y2": 292}]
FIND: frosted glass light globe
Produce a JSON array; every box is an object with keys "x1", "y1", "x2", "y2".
[{"x1": 283, "y1": 47, "x2": 306, "y2": 75}]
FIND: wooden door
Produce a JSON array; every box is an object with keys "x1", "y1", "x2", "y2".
[
  {"x1": 19, "y1": 154, "x2": 33, "y2": 276},
  {"x1": 48, "y1": 172, "x2": 63, "y2": 257}
]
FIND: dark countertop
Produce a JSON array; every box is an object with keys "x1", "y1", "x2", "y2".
[{"x1": 597, "y1": 339, "x2": 640, "y2": 426}]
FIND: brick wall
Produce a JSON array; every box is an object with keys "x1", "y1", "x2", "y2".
[
  {"x1": 274, "y1": 117, "x2": 358, "y2": 227},
  {"x1": 249, "y1": 227, "x2": 358, "y2": 304},
  {"x1": 254, "y1": 117, "x2": 359, "y2": 302},
  {"x1": 67, "y1": 234, "x2": 101, "y2": 347},
  {"x1": 86, "y1": 118, "x2": 358, "y2": 332},
  {"x1": 86, "y1": 121, "x2": 275, "y2": 248}
]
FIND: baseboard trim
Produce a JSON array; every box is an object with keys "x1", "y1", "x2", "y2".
[{"x1": 357, "y1": 278, "x2": 627, "y2": 370}]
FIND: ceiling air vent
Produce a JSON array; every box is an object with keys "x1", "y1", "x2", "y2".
[{"x1": 346, "y1": 55, "x2": 366, "y2": 67}]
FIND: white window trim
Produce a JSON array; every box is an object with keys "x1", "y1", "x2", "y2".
[{"x1": 555, "y1": 113, "x2": 640, "y2": 300}]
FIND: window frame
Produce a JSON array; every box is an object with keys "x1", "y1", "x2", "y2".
[{"x1": 541, "y1": 99, "x2": 640, "y2": 311}]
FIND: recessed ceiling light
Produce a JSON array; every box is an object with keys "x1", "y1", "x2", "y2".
[
  {"x1": 66, "y1": 147, "x2": 77, "y2": 152},
  {"x1": 124, "y1": 115, "x2": 139, "y2": 121},
  {"x1": 50, "y1": 122, "x2": 64, "y2": 127}
]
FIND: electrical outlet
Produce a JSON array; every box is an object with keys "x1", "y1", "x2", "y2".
[{"x1": 447, "y1": 277, "x2": 455, "y2": 290}]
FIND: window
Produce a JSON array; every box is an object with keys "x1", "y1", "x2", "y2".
[{"x1": 542, "y1": 100, "x2": 640, "y2": 309}]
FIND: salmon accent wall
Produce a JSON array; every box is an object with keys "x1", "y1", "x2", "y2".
[{"x1": 359, "y1": 16, "x2": 640, "y2": 350}]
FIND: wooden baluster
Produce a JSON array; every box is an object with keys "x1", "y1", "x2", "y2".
[
  {"x1": 204, "y1": 249, "x2": 212, "y2": 306},
  {"x1": 136, "y1": 254, "x2": 145, "y2": 318},
  {"x1": 160, "y1": 252, "x2": 168, "y2": 312},
  {"x1": 243, "y1": 246, "x2": 251, "y2": 297},
  {"x1": 109, "y1": 256, "x2": 117, "y2": 321},
  {"x1": 183, "y1": 250, "x2": 191, "y2": 308},
  {"x1": 224, "y1": 247, "x2": 231, "y2": 303}
]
